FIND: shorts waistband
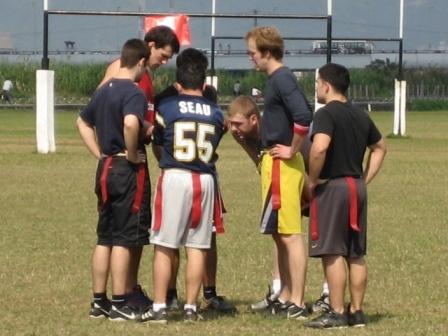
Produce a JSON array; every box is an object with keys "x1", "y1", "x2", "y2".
[{"x1": 101, "y1": 152, "x2": 126, "y2": 158}]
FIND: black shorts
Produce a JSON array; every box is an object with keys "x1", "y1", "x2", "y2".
[
  {"x1": 309, "y1": 177, "x2": 367, "y2": 258},
  {"x1": 94, "y1": 157, "x2": 151, "y2": 246}
]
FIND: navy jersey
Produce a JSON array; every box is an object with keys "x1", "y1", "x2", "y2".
[
  {"x1": 80, "y1": 79, "x2": 147, "y2": 155},
  {"x1": 262, "y1": 66, "x2": 312, "y2": 148},
  {"x1": 153, "y1": 94, "x2": 224, "y2": 174}
]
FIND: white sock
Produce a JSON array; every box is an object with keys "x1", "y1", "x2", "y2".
[
  {"x1": 184, "y1": 304, "x2": 197, "y2": 312},
  {"x1": 272, "y1": 278, "x2": 281, "y2": 296},
  {"x1": 152, "y1": 303, "x2": 166, "y2": 312},
  {"x1": 322, "y1": 281, "x2": 329, "y2": 295}
]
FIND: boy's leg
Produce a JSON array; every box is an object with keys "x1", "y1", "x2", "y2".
[
  {"x1": 92, "y1": 245, "x2": 111, "y2": 294},
  {"x1": 110, "y1": 246, "x2": 132, "y2": 296},
  {"x1": 153, "y1": 245, "x2": 174, "y2": 305},
  {"x1": 185, "y1": 247, "x2": 206, "y2": 305},
  {"x1": 128, "y1": 246, "x2": 143, "y2": 290},
  {"x1": 322, "y1": 255, "x2": 347, "y2": 314},
  {"x1": 347, "y1": 257, "x2": 367, "y2": 311},
  {"x1": 166, "y1": 248, "x2": 180, "y2": 309}
]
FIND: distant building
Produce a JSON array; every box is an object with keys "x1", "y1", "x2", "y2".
[{"x1": 0, "y1": 32, "x2": 14, "y2": 54}]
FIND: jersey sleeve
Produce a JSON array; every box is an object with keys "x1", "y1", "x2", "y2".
[
  {"x1": 79, "y1": 95, "x2": 97, "y2": 126},
  {"x1": 311, "y1": 107, "x2": 333, "y2": 140},
  {"x1": 367, "y1": 117, "x2": 382, "y2": 146},
  {"x1": 122, "y1": 91, "x2": 147, "y2": 124},
  {"x1": 276, "y1": 72, "x2": 312, "y2": 133}
]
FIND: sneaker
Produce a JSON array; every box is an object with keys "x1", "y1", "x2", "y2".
[
  {"x1": 304, "y1": 310, "x2": 348, "y2": 329},
  {"x1": 250, "y1": 286, "x2": 278, "y2": 312},
  {"x1": 127, "y1": 285, "x2": 153, "y2": 311},
  {"x1": 166, "y1": 296, "x2": 179, "y2": 310},
  {"x1": 286, "y1": 303, "x2": 309, "y2": 320},
  {"x1": 312, "y1": 293, "x2": 331, "y2": 313},
  {"x1": 269, "y1": 300, "x2": 292, "y2": 317},
  {"x1": 202, "y1": 296, "x2": 237, "y2": 314},
  {"x1": 140, "y1": 307, "x2": 168, "y2": 325},
  {"x1": 109, "y1": 304, "x2": 143, "y2": 321},
  {"x1": 347, "y1": 306, "x2": 367, "y2": 327},
  {"x1": 89, "y1": 299, "x2": 111, "y2": 319},
  {"x1": 184, "y1": 308, "x2": 204, "y2": 323}
]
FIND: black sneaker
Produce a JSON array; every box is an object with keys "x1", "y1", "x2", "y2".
[
  {"x1": 250, "y1": 286, "x2": 278, "y2": 312},
  {"x1": 269, "y1": 300, "x2": 292, "y2": 317},
  {"x1": 304, "y1": 310, "x2": 348, "y2": 329},
  {"x1": 286, "y1": 303, "x2": 309, "y2": 320},
  {"x1": 184, "y1": 308, "x2": 203, "y2": 323},
  {"x1": 140, "y1": 307, "x2": 168, "y2": 324},
  {"x1": 109, "y1": 304, "x2": 143, "y2": 321},
  {"x1": 311, "y1": 293, "x2": 331, "y2": 313},
  {"x1": 347, "y1": 307, "x2": 367, "y2": 327},
  {"x1": 202, "y1": 296, "x2": 237, "y2": 314},
  {"x1": 127, "y1": 285, "x2": 153, "y2": 311},
  {"x1": 89, "y1": 299, "x2": 111, "y2": 319}
]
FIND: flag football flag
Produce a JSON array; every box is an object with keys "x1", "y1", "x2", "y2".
[{"x1": 144, "y1": 15, "x2": 191, "y2": 46}]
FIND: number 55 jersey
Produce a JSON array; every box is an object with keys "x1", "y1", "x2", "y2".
[{"x1": 153, "y1": 94, "x2": 225, "y2": 175}]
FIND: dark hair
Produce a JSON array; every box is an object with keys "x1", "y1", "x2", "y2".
[
  {"x1": 120, "y1": 39, "x2": 149, "y2": 68},
  {"x1": 176, "y1": 48, "x2": 207, "y2": 90},
  {"x1": 144, "y1": 25, "x2": 180, "y2": 54},
  {"x1": 318, "y1": 63, "x2": 350, "y2": 95}
]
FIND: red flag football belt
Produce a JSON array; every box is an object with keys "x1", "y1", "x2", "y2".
[
  {"x1": 152, "y1": 171, "x2": 204, "y2": 232},
  {"x1": 99, "y1": 156, "x2": 147, "y2": 214},
  {"x1": 310, "y1": 177, "x2": 360, "y2": 241}
]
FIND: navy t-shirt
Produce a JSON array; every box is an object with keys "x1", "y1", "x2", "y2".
[
  {"x1": 311, "y1": 100, "x2": 382, "y2": 179},
  {"x1": 153, "y1": 94, "x2": 224, "y2": 174},
  {"x1": 80, "y1": 79, "x2": 147, "y2": 155},
  {"x1": 261, "y1": 66, "x2": 312, "y2": 148}
]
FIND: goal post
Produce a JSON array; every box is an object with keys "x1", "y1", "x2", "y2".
[{"x1": 36, "y1": 70, "x2": 56, "y2": 153}]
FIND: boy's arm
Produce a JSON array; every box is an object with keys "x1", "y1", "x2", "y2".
[
  {"x1": 123, "y1": 114, "x2": 144, "y2": 163},
  {"x1": 364, "y1": 138, "x2": 387, "y2": 184},
  {"x1": 76, "y1": 116, "x2": 101, "y2": 159}
]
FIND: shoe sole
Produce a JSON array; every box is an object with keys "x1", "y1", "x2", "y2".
[{"x1": 89, "y1": 314, "x2": 107, "y2": 319}]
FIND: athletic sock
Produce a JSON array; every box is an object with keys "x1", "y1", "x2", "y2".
[
  {"x1": 93, "y1": 292, "x2": 108, "y2": 301},
  {"x1": 272, "y1": 278, "x2": 281, "y2": 296},
  {"x1": 153, "y1": 303, "x2": 167, "y2": 312},
  {"x1": 111, "y1": 295, "x2": 126, "y2": 308},
  {"x1": 184, "y1": 304, "x2": 197, "y2": 312},
  {"x1": 203, "y1": 286, "x2": 217, "y2": 300},
  {"x1": 322, "y1": 281, "x2": 329, "y2": 296}
]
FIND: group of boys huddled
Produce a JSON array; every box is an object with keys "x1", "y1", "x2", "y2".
[{"x1": 77, "y1": 25, "x2": 386, "y2": 328}]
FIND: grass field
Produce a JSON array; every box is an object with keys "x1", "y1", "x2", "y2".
[{"x1": 0, "y1": 109, "x2": 447, "y2": 335}]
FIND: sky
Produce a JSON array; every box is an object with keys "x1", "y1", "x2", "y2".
[{"x1": 0, "y1": 0, "x2": 447, "y2": 52}]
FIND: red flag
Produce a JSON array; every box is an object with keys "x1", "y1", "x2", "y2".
[{"x1": 144, "y1": 15, "x2": 191, "y2": 46}]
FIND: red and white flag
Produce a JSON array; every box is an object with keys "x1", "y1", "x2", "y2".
[{"x1": 144, "y1": 15, "x2": 191, "y2": 46}]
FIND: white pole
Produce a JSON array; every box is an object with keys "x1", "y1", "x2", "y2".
[
  {"x1": 399, "y1": 0, "x2": 404, "y2": 39},
  {"x1": 211, "y1": 0, "x2": 216, "y2": 37},
  {"x1": 44, "y1": 0, "x2": 48, "y2": 11},
  {"x1": 393, "y1": 79, "x2": 400, "y2": 135},
  {"x1": 327, "y1": 0, "x2": 332, "y2": 15},
  {"x1": 36, "y1": 70, "x2": 56, "y2": 153},
  {"x1": 314, "y1": 69, "x2": 325, "y2": 112},
  {"x1": 400, "y1": 80, "x2": 407, "y2": 136}
]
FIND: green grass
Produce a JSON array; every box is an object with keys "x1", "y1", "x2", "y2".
[{"x1": 0, "y1": 109, "x2": 447, "y2": 335}]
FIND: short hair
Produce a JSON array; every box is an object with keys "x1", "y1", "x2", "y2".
[
  {"x1": 245, "y1": 26, "x2": 284, "y2": 60},
  {"x1": 144, "y1": 25, "x2": 180, "y2": 54},
  {"x1": 176, "y1": 48, "x2": 207, "y2": 90},
  {"x1": 120, "y1": 39, "x2": 149, "y2": 68},
  {"x1": 227, "y1": 95, "x2": 260, "y2": 119},
  {"x1": 176, "y1": 48, "x2": 208, "y2": 70},
  {"x1": 318, "y1": 63, "x2": 350, "y2": 95}
]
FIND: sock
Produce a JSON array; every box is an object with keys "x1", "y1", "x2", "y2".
[
  {"x1": 184, "y1": 304, "x2": 197, "y2": 312},
  {"x1": 272, "y1": 278, "x2": 281, "y2": 296},
  {"x1": 322, "y1": 281, "x2": 329, "y2": 295},
  {"x1": 203, "y1": 286, "x2": 217, "y2": 300},
  {"x1": 167, "y1": 288, "x2": 178, "y2": 300},
  {"x1": 93, "y1": 292, "x2": 108, "y2": 301},
  {"x1": 153, "y1": 303, "x2": 167, "y2": 312},
  {"x1": 111, "y1": 295, "x2": 126, "y2": 307},
  {"x1": 278, "y1": 298, "x2": 286, "y2": 305}
]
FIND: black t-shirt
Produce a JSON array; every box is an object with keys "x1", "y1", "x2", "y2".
[
  {"x1": 311, "y1": 100, "x2": 382, "y2": 179},
  {"x1": 261, "y1": 66, "x2": 312, "y2": 148},
  {"x1": 80, "y1": 79, "x2": 147, "y2": 155}
]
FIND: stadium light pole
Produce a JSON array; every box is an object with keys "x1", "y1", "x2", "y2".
[
  {"x1": 42, "y1": 0, "x2": 49, "y2": 69},
  {"x1": 210, "y1": 0, "x2": 216, "y2": 77},
  {"x1": 326, "y1": 0, "x2": 332, "y2": 63},
  {"x1": 398, "y1": 0, "x2": 404, "y2": 80}
]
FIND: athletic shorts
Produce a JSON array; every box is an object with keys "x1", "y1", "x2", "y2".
[
  {"x1": 95, "y1": 157, "x2": 151, "y2": 246},
  {"x1": 309, "y1": 177, "x2": 367, "y2": 258},
  {"x1": 150, "y1": 169, "x2": 214, "y2": 249},
  {"x1": 260, "y1": 152, "x2": 305, "y2": 234}
]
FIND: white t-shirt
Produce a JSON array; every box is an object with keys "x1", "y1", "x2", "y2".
[{"x1": 3, "y1": 80, "x2": 13, "y2": 91}]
